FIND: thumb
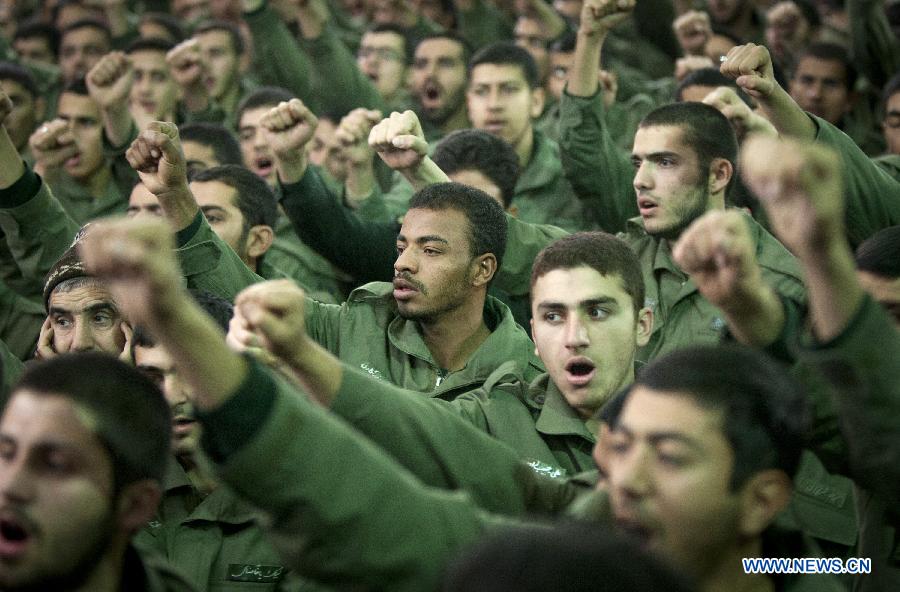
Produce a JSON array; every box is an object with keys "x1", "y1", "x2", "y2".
[{"x1": 392, "y1": 134, "x2": 428, "y2": 155}]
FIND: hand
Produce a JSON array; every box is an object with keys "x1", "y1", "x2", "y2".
[
  {"x1": 34, "y1": 317, "x2": 57, "y2": 360},
  {"x1": 720, "y1": 43, "x2": 777, "y2": 101},
  {"x1": 29, "y1": 119, "x2": 78, "y2": 171},
  {"x1": 368, "y1": 110, "x2": 429, "y2": 172},
  {"x1": 166, "y1": 39, "x2": 208, "y2": 91},
  {"x1": 598, "y1": 70, "x2": 618, "y2": 108},
  {"x1": 232, "y1": 279, "x2": 310, "y2": 366},
  {"x1": 126, "y1": 121, "x2": 196, "y2": 229},
  {"x1": 77, "y1": 217, "x2": 185, "y2": 332},
  {"x1": 702, "y1": 86, "x2": 777, "y2": 140},
  {"x1": 261, "y1": 99, "x2": 317, "y2": 182},
  {"x1": 673, "y1": 210, "x2": 764, "y2": 311},
  {"x1": 673, "y1": 10, "x2": 712, "y2": 56},
  {"x1": 674, "y1": 55, "x2": 715, "y2": 82},
  {"x1": 579, "y1": 0, "x2": 636, "y2": 36},
  {"x1": 335, "y1": 108, "x2": 383, "y2": 169},
  {"x1": 86, "y1": 51, "x2": 134, "y2": 111},
  {"x1": 740, "y1": 135, "x2": 844, "y2": 258}
]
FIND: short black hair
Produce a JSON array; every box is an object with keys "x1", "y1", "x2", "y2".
[
  {"x1": 855, "y1": 225, "x2": 900, "y2": 278},
  {"x1": 530, "y1": 232, "x2": 645, "y2": 317},
  {"x1": 0, "y1": 62, "x2": 39, "y2": 98},
  {"x1": 675, "y1": 67, "x2": 754, "y2": 107},
  {"x1": 549, "y1": 31, "x2": 577, "y2": 54},
  {"x1": 191, "y1": 164, "x2": 279, "y2": 228},
  {"x1": 139, "y1": 12, "x2": 187, "y2": 44},
  {"x1": 408, "y1": 182, "x2": 508, "y2": 270},
  {"x1": 882, "y1": 71, "x2": 900, "y2": 112},
  {"x1": 431, "y1": 129, "x2": 519, "y2": 208},
  {"x1": 125, "y1": 36, "x2": 175, "y2": 55},
  {"x1": 468, "y1": 42, "x2": 539, "y2": 89},
  {"x1": 236, "y1": 86, "x2": 294, "y2": 129},
  {"x1": 414, "y1": 32, "x2": 473, "y2": 65},
  {"x1": 13, "y1": 20, "x2": 60, "y2": 59},
  {"x1": 61, "y1": 76, "x2": 91, "y2": 97},
  {"x1": 795, "y1": 42, "x2": 857, "y2": 92},
  {"x1": 60, "y1": 17, "x2": 112, "y2": 45},
  {"x1": 11, "y1": 353, "x2": 171, "y2": 490},
  {"x1": 625, "y1": 344, "x2": 810, "y2": 489},
  {"x1": 194, "y1": 20, "x2": 244, "y2": 56},
  {"x1": 179, "y1": 122, "x2": 243, "y2": 166},
  {"x1": 133, "y1": 289, "x2": 234, "y2": 350},
  {"x1": 445, "y1": 522, "x2": 695, "y2": 592},
  {"x1": 639, "y1": 101, "x2": 738, "y2": 192}
]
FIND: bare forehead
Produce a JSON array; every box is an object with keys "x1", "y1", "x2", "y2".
[
  {"x1": 415, "y1": 38, "x2": 463, "y2": 60},
  {"x1": 399, "y1": 207, "x2": 470, "y2": 243},
  {"x1": 632, "y1": 125, "x2": 692, "y2": 155},
  {"x1": 470, "y1": 63, "x2": 527, "y2": 84},
  {"x1": 362, "y1": 30, "x2": 405, "y2": 48}
]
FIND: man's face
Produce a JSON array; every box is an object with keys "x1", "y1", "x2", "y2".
[
  {"x1": 126, "y1": 183, "x2": 163, "y2": 219},
  {"x1": 56, "y1": 92, "x2": 105, "y2": 181},
  {"x1": 706, "y1": 0, "x2": 745, "y2": 25},
  {"x1": 857, "y1": 271, "x2": 900, "y2": 327},
  {"x1": 467, "y1": 64, "x2": 540, "y2": 156},
  {"x1": 0, "y1": 391, "x2": 117, "y2": 591},
  {"x1": 238, "y1": 106, "x2": 276, "y2": 185},
  {"x1": 195, "y1": 30, "x2": 239, "y2": 100},
  {"x1": 393, "y1": 207, "x2": 477, "y2": 321},
  {"x1": 357, "y1": 31, "x2": 407, "y2": 100},
  {"x1": 128, "y1": 50, "x2": 179, "y2": 122},
  {"x1": 514, "y1": 17, "x2": 550, "y2": 84},
  {"x1": 631, "y1": 125, "x2": 711, "y2": 240},
  {"x1": 59, "y1": 27, "x2": 109, "y2": 84},
  {"x1": 447, "y1": 169, "x2": 504, "y2": 208},
  {"x1": 0, "y1": 79, "x2": 40, "y2": 151},
  {"x1": 411, "y1": 38, "x2": 468, "y2": 125},
  {"x1": 12, "y1": 37, "x2": 56, "y2": 67},
  {"x1": 308, "y1": 117, "x2": 347, "y2": 180},
  {"x1": 189, "y1": 180, "x2": 249, "y2": 259},
  {"x1": 789, "y1": 56, "x2": 851, "y2": 125},
  {"x1": 172, "y1": 0, "x2": 211, "y2": 25},
  {"x1": 605, "y1": 386, "x2": 742, "y2": 578},
  {"x1": 134, "y1": 344, "x2": 199, "y2": 460},
  {"x1": 47, "y1": 281, "x2": 126, "y2": 354},
  {"x1": 548, "y1": 50, "x2": 573, "y2": 101},
  {"x1": 531, "y1": 267, "x2": 650, "y2": 417},
  {"x1": 182, "y1": 140, "x2": 221, "y2": 175},
  {"x1": 882, "y1": 91, "x2": 900, "y2": 155}
]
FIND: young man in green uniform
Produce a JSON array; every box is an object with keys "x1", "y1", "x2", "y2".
[
  {"x1": 126, "y1": 119, "x2": 542, "y2": 398},
  {"x1": 0, "y1": 353, "x2": 195, "y2": 591},
  {"x1": 76, "y1": 222, "x2": 844, "y2": 591}
]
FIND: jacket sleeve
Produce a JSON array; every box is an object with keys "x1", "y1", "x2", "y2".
[
  {"x1": 558, "y1": 89, "x2": 639, "y2": 234},
  {"x1": 494, "y1": 216, "x2": 569, "y2": 297},
  {"x1": 795, "y1": 296, "x2": 900, "y2": 505},
  {"x1": 199, "y1": 360, "x2": 527, "y2": 592},
  {"x1": 0, "y1": 168, "x2": 79, "y2": 296}
]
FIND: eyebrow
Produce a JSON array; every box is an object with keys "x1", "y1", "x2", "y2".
[
  {"x1": 200, "y1": 205, "x2": 228, "y2": 215},
  {"x1": 536, "y1": 296, "x2": 618, "y2": 311},
  {"x1": 614, "y1": 425, "x2": 704, "y2": 452},
  {"x1": 49, "y1": 302, "x2": 117, "y2": 316},
  {"x1": 631, "y1": 150, "x2": 680, "y2": 161},
  {"x1": 396, "y1": 234, "x2": 449, "y2": 245}
]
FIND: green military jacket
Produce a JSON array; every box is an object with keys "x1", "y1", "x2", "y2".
[
  {"x1": 623, "y1": 212, "x2": 806, "y2": 363},
  {"x1": 122, "y1": 544, "x2": 197, "y2": 591},
  {"x1": 198, "y1": 360, "x2": 846, "y2": 592},
  {"x1": 331, "y1": 361, "x2": 595, "y2": 477},
  {"x1": 42, "y1": 162, "x2": 135, "y2": 225},
  {"x1": 306, "y1": 281, "x2": 544, "y2": 398},
  {"x1": 456, "y1": 0, "x2": 514, "y2": 50},
  {"x1": 512, "y1": 130, "x2": 590, "y2": 232},
  {"x1": 134, "y1": 459, "x2": 316, "y2": 591},
  {"x1": 0, "y1": 170, "x2": 80, "y2": 358}
]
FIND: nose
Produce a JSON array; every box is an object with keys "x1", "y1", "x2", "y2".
[
  {"x1": 393, "y1": 246, "x2": 417, "y2": 275},
  {"x1": 610, "y1": 443, "x2": 653, "y2": 500},
  {"x1": 0, "y1": 458, "x2": 35, "y2": 504},
  {"x1": 70, "y1": 319, "x2": 95, "y2": 352},
  {"x1": 253, "y1": 127, "x2": 267, "y2": 149},
  {"x1": 564, "y1": 315, "x2": 589, "y2": 349},
  {"x1": 805, "y1": 80, "x2": 823, "y2": 100},
  {"x1": 163, "y1": 373, "x2": 190, "y2": 407},
  {"x1": 633, "y1": 161, "x2": 653, "y2": 193}
]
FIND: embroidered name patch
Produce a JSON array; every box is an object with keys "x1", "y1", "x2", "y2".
[{"x1": 227, "y1": 564, "x2": 285, "y2": 583}]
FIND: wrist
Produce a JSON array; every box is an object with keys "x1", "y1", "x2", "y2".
[{"x1": 276, "y1": 155, "x2": 307, "y2": 184}]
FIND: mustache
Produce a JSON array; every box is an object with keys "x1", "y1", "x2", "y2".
[{"x1": 393, "y1": 272, "x2": 427, "y2": 294}]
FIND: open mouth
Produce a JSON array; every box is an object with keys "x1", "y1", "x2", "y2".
[
  {"x1": 0, "y1": 513, "x2": 32, "y2": 558},
  {"x1": 565, "y1": 357, "x2": 596, "y2": 386},
  {"x1": 421, "y1": 82, "x2": 442, "y2": 105},
  {"x1": 254, "y1": 156, "x2": 274, "y2": 177},
  {"x1": 615, "y1": 518, "x2": 655, "y2": 548},
  {"x1": 637, "y1": 198, "x2": 658, "y2": 215},
  {"x1": 64, "y1": 152, "x2": 82, "y2": 168},
  {"x1": 392, "y1": 277, "x2": 419, "y2": 300}
]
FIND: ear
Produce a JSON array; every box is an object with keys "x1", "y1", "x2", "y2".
[
  {"x1": 708, "y1": 157, "x2": 733, "y2": 195},
  {"x1": 471, "y1": 253, "x2": 497, "y2": 288},
  {"x1": 736, "y1": 469, "x2": 792, "y2": 538},
  {"x1": 116, "y1": 479, "x2": 162, "y2": 535},
  {"x1": 245, "y1": 224, "x2": 274, "y2": 261},
  {"x1": 635, "y1": 306, "x2": 653, "y2": 347},
  {"x1": 530, "y1": 86, "x2": 546, "y2": 119},
  {"x1": 530, "y1": 317, "x2": 540, "y2": 357}
]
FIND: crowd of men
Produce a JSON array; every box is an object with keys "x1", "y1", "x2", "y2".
[{"x1": 0, "y1": 0, "x2": 898, "y2": 589}]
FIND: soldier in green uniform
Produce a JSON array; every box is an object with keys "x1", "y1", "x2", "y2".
[
  {"x1": 0, "y1": 353, "x2": 196, "y2": 591},
  {"x1": 76, "y1": 223, "x2": 846, "y2": 591}
]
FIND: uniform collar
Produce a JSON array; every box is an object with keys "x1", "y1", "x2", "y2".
[{"x1": 529, "y1": 375, "x2": 596, "y2": 442}]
